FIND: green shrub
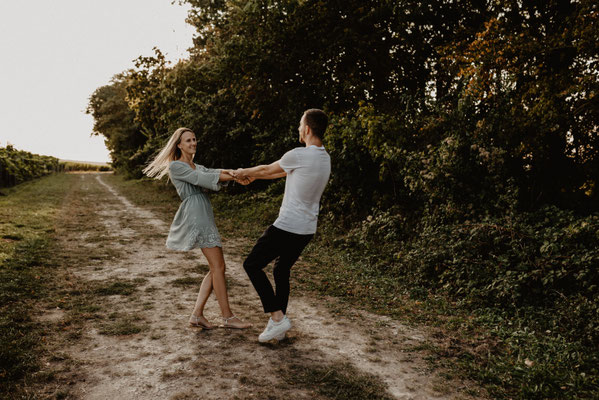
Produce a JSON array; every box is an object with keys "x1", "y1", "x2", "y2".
[
  {"x1": 394, "y1": 207, "x2": 599, "y2": 344},
  {"x1": 0, "y1": 145, "x2": 61, "y2": 188}
]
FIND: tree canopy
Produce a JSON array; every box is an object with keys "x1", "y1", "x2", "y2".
[{"x1": 88, "y1": 0, "x2": 598, "y2": 213}]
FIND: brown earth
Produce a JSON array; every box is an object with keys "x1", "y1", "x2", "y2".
[{"x1": 32, "y1": 173, "x2": 482, "y2": 400}]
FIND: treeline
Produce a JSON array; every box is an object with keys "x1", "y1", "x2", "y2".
[
  {"x1": 61, "y1": 162, "x2": 111, "y2": 172},
  {"x1": 88, "y1": 1, "x2": 598, "y2": 397},
  {"x1": 0, "y1": 145, "x2": 61, "y2": 188},
  {"x1": 0, "y1": 146, "x2": 112, "y2": 189}
]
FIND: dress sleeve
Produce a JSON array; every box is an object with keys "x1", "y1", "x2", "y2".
[
  {"x1": 169, "y1": 162, "x2": 222, "y2": 191},
  {"x1": 198, "y1": 165, "x2": 222, "y2": 174}
]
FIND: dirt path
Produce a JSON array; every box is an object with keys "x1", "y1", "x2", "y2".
[{"x1": 37, "y1": 173, "x2": 480, "y2": 400}]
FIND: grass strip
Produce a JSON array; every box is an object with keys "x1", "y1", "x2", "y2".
[
  {"x1": 281, "y1": 361, "x2": 394, "y2": 400},
  {"x1": 95, "y1": 280, "x2": 138, "y2": 296},
  {"x1": 0, "y1": 174, "x2": 72, "y2": 398}
]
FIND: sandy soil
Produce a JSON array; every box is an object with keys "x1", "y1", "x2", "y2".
[{"x1": 35, "y1": 173, "x2": 481, "y2": 400}]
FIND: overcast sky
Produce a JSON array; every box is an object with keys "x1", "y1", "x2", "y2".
[{"x1": 0, "y1": 1, "x2": 195, "y2": 163}]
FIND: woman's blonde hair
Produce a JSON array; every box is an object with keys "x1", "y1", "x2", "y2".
[{"x1": 143, "y1": 127, "x2": 194, "y2": 179}]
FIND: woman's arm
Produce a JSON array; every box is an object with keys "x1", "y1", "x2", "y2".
[
  {"x1": 219, "y1": 169, "x2": 235, "y2": 182},
  {"x1": 170, "y1": 162, "x2": 221, "y2": 191}
]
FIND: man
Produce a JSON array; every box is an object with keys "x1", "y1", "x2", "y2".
[{"x1": 234, "y1": 108, "x2": 331, "y2": 342}]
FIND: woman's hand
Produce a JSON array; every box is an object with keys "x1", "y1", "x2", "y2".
[
  {"x1": 219, "y1": 169, "x2": 237, "y2": 182},
  {"x1": 230, "y1": 169, "x2": 254, "y2": 185}
]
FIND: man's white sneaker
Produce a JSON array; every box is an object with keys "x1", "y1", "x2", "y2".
[{"x1": 258, "y1": 316, "x2": 291, "y2": 343}]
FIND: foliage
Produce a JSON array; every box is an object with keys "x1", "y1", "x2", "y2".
[
  {"x1": 399, "y1": 207, "x2": 599, "y2": 341},
  {"x1": 86, "y1": 74, "x2": 144, "y2": 178},
  {"x1": 91, "y1": 0, "x2": 598, "y2": 213},
  {"x1": 442, "y1": 0, "x2": 599, "y2": 210},
  {"x1": 0, "y1": 145, "x2": 61, "y2": 188},
  {"x1": 87, "y1": 1, "x2": 599, "y2": 397}
]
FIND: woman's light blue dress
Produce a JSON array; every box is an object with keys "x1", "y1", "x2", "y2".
[{"x1": 166, "y1": 160, "x2": 223, "y2": 251}]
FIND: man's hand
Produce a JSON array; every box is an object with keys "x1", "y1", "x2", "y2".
[
  {"x1": 235, "y1": 168, "x2": 249, "y2": 180},
  {"x1": 231, "y1": 169, "x2": 254, "y2": 185}
]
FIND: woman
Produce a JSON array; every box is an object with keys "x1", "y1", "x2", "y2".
[{"x1": 144, "y1": 127, "x2": 251, "y2": 329}]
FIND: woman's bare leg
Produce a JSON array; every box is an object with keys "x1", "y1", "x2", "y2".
[
  {"x1": 201, "y1": 246, "x2": 251, "y2": 329},
  {"x1": 193, "y1": 271, "x2": 213, "y2": 315},
  {"x1": 201, "y1": 247, "x2": 232, "y2": 316},
  {"x1": 189, "y1": 271, "x2": 215, "y2": 328}
]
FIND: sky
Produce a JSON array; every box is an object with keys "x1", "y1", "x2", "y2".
[{"x1": 0, "y1": 1, "x2": 195, "y2": 163}]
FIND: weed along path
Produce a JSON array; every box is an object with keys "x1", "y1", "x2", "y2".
[{"x1": 37, "y1": 173, "x2": 481, "y2": 400}]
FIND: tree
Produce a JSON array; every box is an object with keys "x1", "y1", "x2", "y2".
[
  {"x1": 86, "y1": 74, "x2": 144, "y2": 177},
  {"x1": 443, "y1": 0, "x2": 599, "y2": 209}
]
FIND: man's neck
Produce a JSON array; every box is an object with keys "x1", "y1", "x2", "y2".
[{"x1": 304, "y1": 138, "x2": 323, "y2": 147}]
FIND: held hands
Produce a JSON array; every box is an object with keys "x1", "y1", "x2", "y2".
[
  {"x1": 224, "y1": 169, "x2": 255, "y2": 185},
  {"x1": 235, "y1": 168, "x2": 255, "y2": 185}
]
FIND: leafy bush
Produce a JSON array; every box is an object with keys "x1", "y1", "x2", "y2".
[
  {"x1": 0, "y1": 145, "x2": 61, "y2": 188},
  {"x1": 391, "y1": 206, "x2": 599, "y2": 345}
]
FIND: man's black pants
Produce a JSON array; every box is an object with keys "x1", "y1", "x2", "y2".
[{"x1": 243, "y1": 225, "x2": 313, "y2": 314}]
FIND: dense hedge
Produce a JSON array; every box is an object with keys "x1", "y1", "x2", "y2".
[
  {"x1": 88, "y1": 1, "x2": 598, "y2": 213},
  {"x1": 341, "y1": 205, "x2": 599, "y2": 342},
  {"x1": 0, "y1": 146, "x2": 62, "y2": 188}
]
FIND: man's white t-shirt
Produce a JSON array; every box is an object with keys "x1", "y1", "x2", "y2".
[{"x1": 273, "y1": 145, "x2": 331, "y2": 235}]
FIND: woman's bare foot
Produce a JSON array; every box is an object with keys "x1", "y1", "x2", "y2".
[
  {"x1": 189, "y1": 314, "x2": 215, "y2": 329},
  {"x1": 222, "y1": 315, "x2": 252, "y2": 329}
]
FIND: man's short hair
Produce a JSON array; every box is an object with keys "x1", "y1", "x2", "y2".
[{"x1": 303, "y1": 109, "x2": 328, "y2": 140}]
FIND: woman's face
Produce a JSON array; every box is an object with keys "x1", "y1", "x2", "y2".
[{"x1": 178, "y1": 131, "x2": 197, "y2": 156}]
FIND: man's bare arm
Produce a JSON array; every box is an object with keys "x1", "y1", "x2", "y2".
[{"x1": 236, "y1": 161, "x2": 287, "y2": 180}]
